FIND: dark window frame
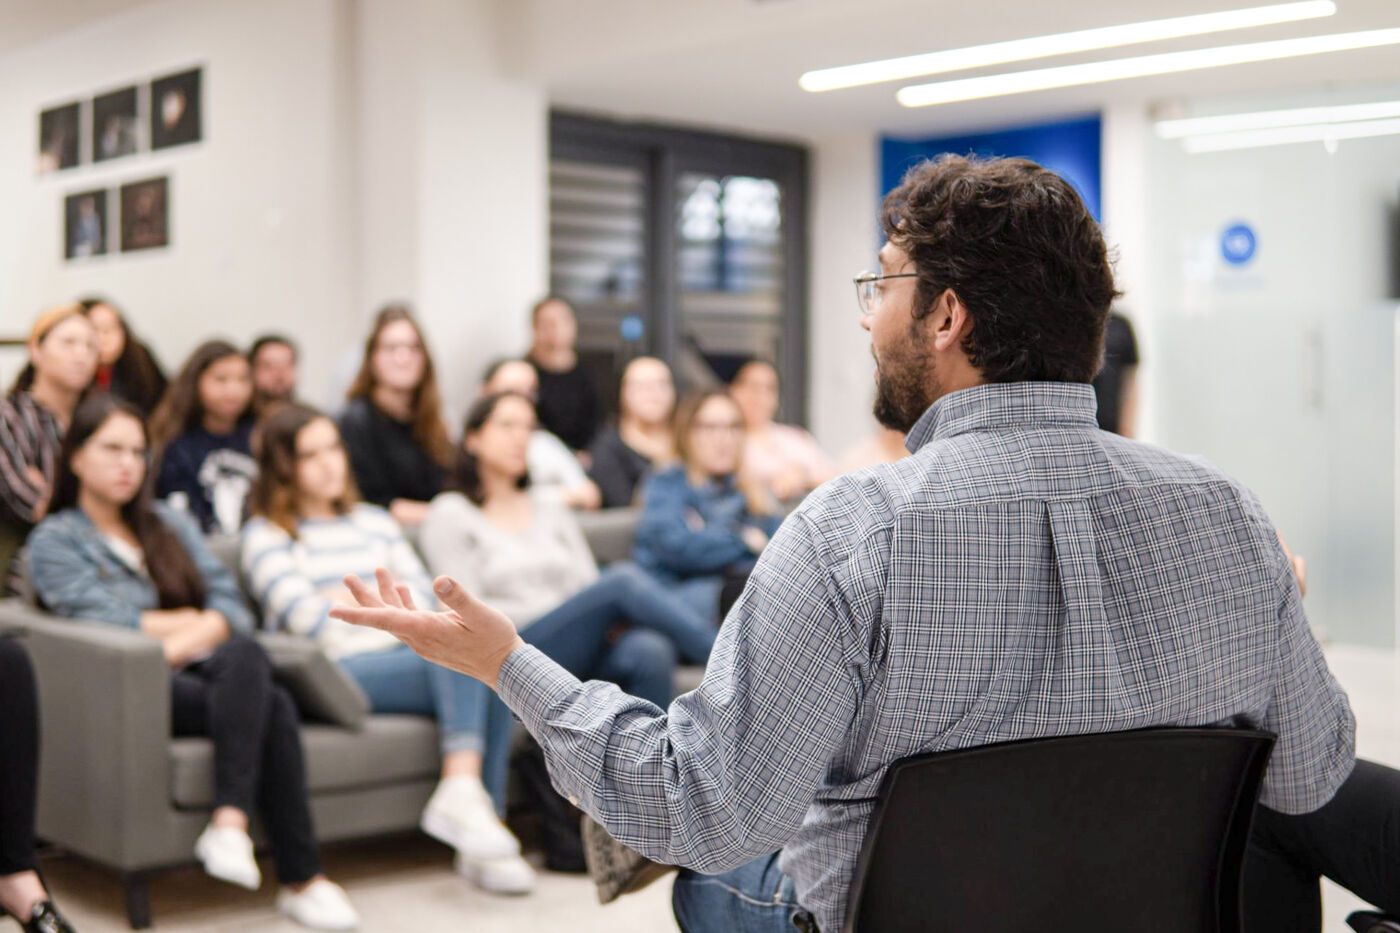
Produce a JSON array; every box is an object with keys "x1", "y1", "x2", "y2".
[{"x1": 550, "y1": 110, "x2": 810, "y2": 426}]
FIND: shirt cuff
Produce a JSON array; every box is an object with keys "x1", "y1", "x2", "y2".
[{"x1": 496, "y1": 644, "x2": 584, "y2": 733}]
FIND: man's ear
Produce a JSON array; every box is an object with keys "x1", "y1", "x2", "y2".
[{"x1": 930, "y1": 290, "x2": 971, "y2": 352}]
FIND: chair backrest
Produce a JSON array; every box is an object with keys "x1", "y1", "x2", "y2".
[{"x1": 842, "y1": 727, "x2": 1274, "y2": 933}]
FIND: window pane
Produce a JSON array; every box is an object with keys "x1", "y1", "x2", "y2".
[{"x1": 550, "y1": 159, "x2": 645, "y2": 305}]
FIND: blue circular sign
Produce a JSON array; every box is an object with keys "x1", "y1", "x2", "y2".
[
  {"x1": 619, "y1": 315, "x2": 645, "y2": 342},
  {"x1": 1220, "y1": 223, "x2": 1257, "y2": 266}
]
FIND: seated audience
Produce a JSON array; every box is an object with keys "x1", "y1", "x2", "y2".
[
  {"x1": 587, "y1": 356, "x2": 676, "y2": 508},
  {"x1": 728, "y1": 358, "x2": 833, "y2": 502},
  {"x1": 837, "y1": 425, "x2": 909, "y2": 473},
  {"x1": 526, "y1": 297, "x2": 601, "y2": 452},
  {"x1": 1, "y1": 305, "x2": 99, "y2": 587},
  {"x1": 0, "y1": 636, "x2": 78, "y2": 933},
  {"x1": 240, "y1": 404, "x2": 532, "y2": 895},
  {"x1": 421, "y1": 390, "x2": 714, "y2": 697},
  {"x1": 28, "y1": 394, "x2": 356, "y2": 930},
  {"x1": 633, "y1": 390, "x2": 782, "y2": 625},
  {"x1": 481, "y1": 359, "x2": 601, "y2": 510},
  {"x1": 150, "y1": 341, "x2": 257, "y2": 535},
  {"x1": 79, "y1": 297, "x2": 167, "y2": 415},
  {"x1": 249, "y1": 334, "x2": 299, "y2": 417},
  {"x1": 339, "y1": 305, "x2": 451, "y2": 527}
]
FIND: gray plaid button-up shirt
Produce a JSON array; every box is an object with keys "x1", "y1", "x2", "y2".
[{"x1": 498, "y1": 381, "x2": 1355, "y2": 933}]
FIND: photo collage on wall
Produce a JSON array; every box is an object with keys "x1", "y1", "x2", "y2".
[{"x1": 41, "y1": 66, "x2": 201, "y2": 261}]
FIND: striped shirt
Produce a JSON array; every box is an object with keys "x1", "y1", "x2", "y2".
[
  {"x1": 241, "y1": 503, "x2": 434, "y2": 659},
  {"x1": 496, "y1": 381, "x2": 1355, "y2": 933},
  {"x1": 0, "y1": 392, "x2": 64, "y2": 588}
]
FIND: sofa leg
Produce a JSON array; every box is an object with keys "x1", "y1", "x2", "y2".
[{"x1": 124, "y1": 872, "x2": 152, "y2": 930}]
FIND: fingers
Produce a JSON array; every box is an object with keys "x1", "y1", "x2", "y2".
[
  {"x1": 344, "y1": 575, "x2": 386, "y2": 609},
  {"x1": 431, "y1": 576, "x2": 483, "y2": 620},
  {"x1": 397, "y1": 584, "x2": 417, "y2": 610},
  {"x1": 329, "y1": 605, "x2": 400, "y2": 632},
  {"x1": 375, "y1": 568, "x2": 405, "y2": 609}
]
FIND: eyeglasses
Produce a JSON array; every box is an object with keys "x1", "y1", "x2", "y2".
[
  {"x1": 692, "y1": 420, "x2": 745, "y2": 436},
  {"x1": 854, "y1": 271, "x2": 918, "y2": 316}
]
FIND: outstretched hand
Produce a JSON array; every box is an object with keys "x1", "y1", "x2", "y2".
[{"x1": 328, "y1": 569, "x2": 525, "y2": 689}]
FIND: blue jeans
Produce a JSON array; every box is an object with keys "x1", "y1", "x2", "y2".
[
  {"x1": 673, "y1": 853, "x2": 818, "y2": 933},
  {"x1": 522, "y1": 561, "x2": 718, "y2": 692},
  {"x1": 672, "y1": 575, "x2": 726, "y2": 627},
  {"x1": 338, "y1": 645, "x2": 514, "y2": 811}
]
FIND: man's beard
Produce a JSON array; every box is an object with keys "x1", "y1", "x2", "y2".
[{"x1": 872, "y1": 325, "x2": 940, "y2": 433}]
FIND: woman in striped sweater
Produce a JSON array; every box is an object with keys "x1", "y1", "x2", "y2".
[{"x1": 240, "y1": 403, "x2": 532, "y2": 895}]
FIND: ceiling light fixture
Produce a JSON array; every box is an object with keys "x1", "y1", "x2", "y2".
[
  {"x1": 896, "y1": 27, "x2": 1400, "y2": 107},
  {"x1": 798, "y1": 0, "x2": 1335, "y2": 92},
  {"x1": 1155, "y1": 99, "x2": 1400, "y2": 137},
  {"x1": 1180, "y1": 116, "x2": 1400, "y2": 152}
]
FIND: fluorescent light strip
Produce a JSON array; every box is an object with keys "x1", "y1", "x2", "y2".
[
  {"x1": 799, "y1": 0, "x2": 1335, "y2": 92},
  {"x1": 1182, "y1": 116, "x2": 1400, "y2": 151},
  {"x1": 897, "y1": 27, "x2": 1400, "y2": 107},
  {"x1": 1156, "y1": 99, "x2": 1400, "y2": 137}
]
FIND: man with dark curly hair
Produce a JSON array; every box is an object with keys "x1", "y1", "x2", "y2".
[{"x1": 331, "y1": 154, "x2": 1392, "y2": 933}]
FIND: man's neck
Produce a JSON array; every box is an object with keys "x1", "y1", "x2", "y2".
[
  {"x1": 371, "y1": 385, "x2": 413, "y2": 421},
  {"x1": 28, "y1": 376, "x2": 80, "y2": 429},
  {"x1": 530, "y1": 346, "x2": 575, "y2": 372}
]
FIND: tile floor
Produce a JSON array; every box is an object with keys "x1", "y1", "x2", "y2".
[{"x1": 36, "y1": 643, "x2": 1400, "y2": 932}]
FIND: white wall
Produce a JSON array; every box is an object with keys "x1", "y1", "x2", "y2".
[
  {"x1": 0, "y1": 0, "x2": 355, "y2": 406},
  {"x1": 807, "y1": 131, "x2": 882, "y2": 457}
]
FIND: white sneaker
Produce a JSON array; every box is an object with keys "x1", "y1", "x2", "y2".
[
  {"x1": 420, "y1": 776, "x2": 521, "y2": 860},
  {"x1": 194, "y1": 825, "x2": 261, "y2": 890},
  {"x1": 277, "y1": 880, "x2": 359, "y2": 931},
  {"x1": 454, "y1": 852, "x2": 537, "y2": 895}
]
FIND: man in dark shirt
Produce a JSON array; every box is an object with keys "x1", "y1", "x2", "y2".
[
  {"x1": 527, "y1": 297, "x2": 602, "y2": 451},
  {"x1": 1090, "y1": 311, "x2": 1140, "y2": 435}
]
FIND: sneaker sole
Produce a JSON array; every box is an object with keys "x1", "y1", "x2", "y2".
[
  {"x1": 277, "y1": 901, "x2": 359, "y2": 931},
  {"x1": 454, "y1": 857, "x2": 535, "y2": 896},
  {"x1": 419, "y1": 810, "x2": 520, "y2": 860},
  {"x1": 194, "y1": 841, "x2": 261, "y2": 891}
]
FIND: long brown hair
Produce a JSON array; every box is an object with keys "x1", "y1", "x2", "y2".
[
  {"x1": 78, "y1": 297, "x2": 168, "y2": 415},
  {"x1": 148, "y1": 340, "x2": 248, "y2": 452},
  {"x1": 672, "y1": 390, "x2": 772, "y2": 516},
  {"x1": 450, "y1": 392, "x2": 532, "y2": 506},
  {"x1": 48, "y1": 393, "x2": 207, "y2": 609},
  {"x1": 249, "y1": 403, "x2": 359, "y2": 537},
  {"x1": 345, "y1": 304, "x2": 452, "y2": 468}
]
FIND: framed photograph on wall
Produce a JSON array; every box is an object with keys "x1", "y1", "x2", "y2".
[
  {"x1": 120, "y1": 176, "x2": 169, "y2": 252},
  {"x1": 38, "y1": 102, "x2": 81, "y2": 173},
  {"x1": 64, "y1": 189, "x2": 109, "y2": 259},
  {"x1": 93, "y1": 86, "x2": 140, "y2": 162},
  {"x1": 150, "y1": 68, "x2": 200, "y2": 150}
]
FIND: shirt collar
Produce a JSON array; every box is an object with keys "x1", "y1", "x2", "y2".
[{"x1": 904, "y1": 382, "x2": 1100, "y2": 453}]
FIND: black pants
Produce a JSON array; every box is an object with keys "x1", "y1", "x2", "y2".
[
  {"x1": 171, "y1": 634, "x2": 321, "y2": 885},
  {"x1": 1243, "y1": 757, "x2": 1400, "y2": 932},
  {"x1": 0, "y1": 636, "x2": 39, "y2": 877}
]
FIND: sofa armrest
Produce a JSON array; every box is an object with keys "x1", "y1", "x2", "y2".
[
  {"x1": 0, "y1": 600, "x2": 173, "y2": 869},
  {"x1": 256, "y1": 632, "x2": 370, "y2": 729}
]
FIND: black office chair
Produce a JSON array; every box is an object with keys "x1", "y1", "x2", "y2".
[{"x1": 842, "y1": 727, "x2": 1275, "y2": 933}]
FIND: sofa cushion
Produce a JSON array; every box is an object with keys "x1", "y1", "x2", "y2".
[
  {"x1": 576, "y1": 508, "x2": 640, "y2": 566},
  {"x1": 170, "y1": 714, "x2": 440, "y2": 809}
]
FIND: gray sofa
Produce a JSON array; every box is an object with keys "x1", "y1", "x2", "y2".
[{"x1": 0, "y1": 507, "x2": 688, "y2": 929}]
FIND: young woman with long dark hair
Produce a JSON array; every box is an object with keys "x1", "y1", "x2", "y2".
[
  {"x1": 339, "y1": 305, "x2": 452, "y2": 527},
  {"x1": 78, "y1": 297, "x2": 167, "y2": 415},
  {"x1": 240, "y1": 403, "x2": 532, "y2": 895},
  {"x1": 149, "y1": 341, "x2": 257, "y2": 534},
  {"x1": 421, "y1": 391, "x2": 715, "y2": 691},
  {"x1": 27, "y1": 394, "x2": 356, "y2": 930}
]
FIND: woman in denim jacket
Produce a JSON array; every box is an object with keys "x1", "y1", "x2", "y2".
[
  {"x1": 632, "y1": 390, "x2": 783, "y2": 624},
  {"x1": 26, "y1": 394, "x2": 356, "y2": 931}
]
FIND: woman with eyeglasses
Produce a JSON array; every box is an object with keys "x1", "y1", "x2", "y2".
[
  {"x1": 339, "y1": 306, "x2": 451, "y2": 528},
  {"x1": 27, "y1": 394, "x2": 357, "y2": 930},
  {"x1": 631, "y1": 390, "x2": 782, "y2": 625}
]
